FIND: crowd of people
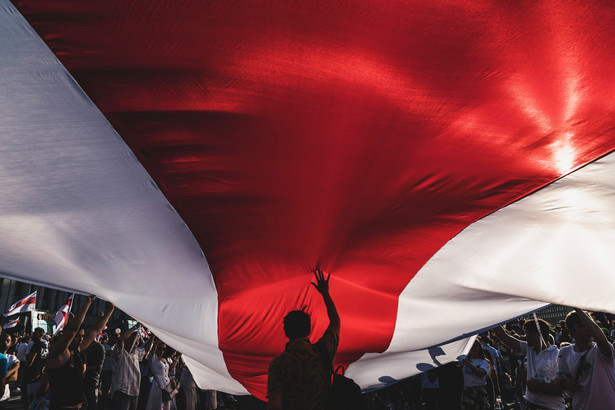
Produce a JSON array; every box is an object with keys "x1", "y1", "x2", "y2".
[
  {"x1": 359, "y1": 311, "x2": 615, "y2": 409},
  {"x1": 263, "y1": 269, "x2": 615, "y2": 410},
  {"x1": 0, "y1": 296, "x2": 227, "y2": 410},
  {"x1": 0, "y1": 281, "x2": 614, "y2": 409}
]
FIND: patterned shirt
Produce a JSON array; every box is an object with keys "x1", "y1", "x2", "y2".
[
  {"x1": 267, "y1": 328, "x2": 339, "y2": 410},
  {"x1": 110, "y1": 346, "x2": 147, "y2": 397}
]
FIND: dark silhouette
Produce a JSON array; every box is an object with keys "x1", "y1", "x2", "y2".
[{"x1": 267, "y1": 269, "x2": 340, "y2": 410}]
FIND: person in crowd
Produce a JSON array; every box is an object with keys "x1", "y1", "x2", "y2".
[
  {"x1": 111, "y1": 324, "x2": 156, "y2": 410},
  {"x1": 45, "y1": 296, "x2": 114, "y2": 409},
  {"x1": 83, "y1": 328, "x2": 106, "y2": 409},
  {"x1": 16, "y1": 335, "x2": 29, "y2": 364},
  {"x1": 477, "y1": 334, "x2": 501, "y2": 409},
  {"x1": 0, "y1": 334, "x2": 19, "y2": 399},
  {"x1": 178, "y1": 359, "x2": 198, "y2": 410},
  {"x1": 267, "y1": 268, "x2": 340, "y2": 410},
  {"x1": 100, "y1": 333, "x2": 115, "y2": 406},
  {"x1": 494, "y1": 319, "x2": 564, "y2": 409},
  {"x1": 21, "y1": 327, "x2": 48, "y2": 409},
  {"x1": 557, "y1": 320, "x2": 573, "y2": 346},
  {"x1": 145, "y1": 340, "x2": 178, "y2": 410},
  {"x1": 555, "y1": 308, "x2": 615, "y2": 409},
  {"x1": 0, "y1": 333, "x2": 10, "y2": 406},
  {"x1": 14, "y1": 335, "x2": 29, "y2": 393},
  {"x1": 434, "y1": 362, "x2": 464, "y2": 410},
  {"x1": 460, "y1": 340, "x2": 490, "y2": 409},
  {"x1": 554, "y1": 324, "x2": 563, "y2": 346},
  {"x1": 420, "y1": 369, "x2": 441, "y2": 409}
]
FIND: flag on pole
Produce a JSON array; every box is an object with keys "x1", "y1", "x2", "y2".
[
  {"x1": 139, "y1": 327, "x2": 150, "y2": 341},
  {"x1": 3, "y1": 291, "x2": 36, "y2": 317},
  {"x1": 96, "y1": 325, "x2": 108, "y2": 342},
  {"x1": 2, "y1": 317, "x2": 19, "y2": 329},
  {"x1": 54, "y1": 294, "x2": 74, "y2": 336}
]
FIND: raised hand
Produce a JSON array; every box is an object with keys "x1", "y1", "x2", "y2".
[{"x1": 311, "y1": 268, "x2": 330, "y2": 295}]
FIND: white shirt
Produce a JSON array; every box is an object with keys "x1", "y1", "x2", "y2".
[
  {"x1": 520, "y1": 341, "x2": 564, "y2": 409},
  {"x1": 6, "y1": 354, "x2": 19, "y2": 369},
  {"x1": 462, "y1": 358, "x2": 490, "y2": 387},
  {"x1": 16, "y1": 343, "x2": 28, "y2": 362},
  {"x1": 558, "y1": 342, "x2": 615, "y2": 410},
  {"x1": 111, "y1": 346, "x2": 148, "y2": 397}
]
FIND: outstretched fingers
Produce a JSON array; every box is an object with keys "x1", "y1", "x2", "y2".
[
  {"x1": 311, "y1": 268, "x2": 330, "y2": 293},
  {"x1": 313, "y1": 268, "x2": 325, "y2": 283}
]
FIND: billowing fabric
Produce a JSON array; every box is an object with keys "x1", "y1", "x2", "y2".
[{"x1": 2, "y1": 0, "x2": 615, "y2": 400}]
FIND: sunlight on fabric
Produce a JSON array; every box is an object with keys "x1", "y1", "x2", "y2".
[
  {"x1": 509, "y1": 82, "x2": 552, "y2": 134},
  {"x1": 553, "y1": 134, "x2": 577, "y2": 175}
]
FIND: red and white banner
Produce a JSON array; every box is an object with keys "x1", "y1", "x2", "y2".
[
  {"x1": 140, "y1": 328, "x2": 151, "y2": 341},
  {"x1": 2, "y1": 318, "x2": 20, "y2": 330},
  {"x1": 2, "y1": 0, "x2": 615, "y2": 399},
  {"x1": 96, "y1": 325, "x2": 108, "y2": 342},
  {"x1": 54, "y1": 294, "x2": 74, "y2": 336},
  {"x1": 3, "y1": 292, "x2": 36, "y2": 317}
]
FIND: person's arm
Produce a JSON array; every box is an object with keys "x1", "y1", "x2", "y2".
[
  {"x1": 575, "y1": 308, "x2": 612, "y2": 358},
  {"x1": 80, "y1": 301, "x2": 114, "y2": 352},
  {"x1": 34, "y1": 372, "x2": 49, "y2": 398},
  {"x1": 116, "y1": 323, "x2": 140, "y2": 352},
  {"x1": 493, "y1": 326, "x2": 522, "y2": 354},
  {"x1": 527, "y1": 378, "x2": 566, "y2": 395},
  {"x1": 267, "y1": 357, "x2": 283, "y2": 410},
  {"x1": 7, "y1": 360, "x2": 19, "y2": 381},
  {"x1": 47, "y1": 295, "x2": 95, "y2": 369},
  {"x1": 268, "y1": 393, "x2": 283, "y2": 410},
  {"x1": 25, "y1": 347, "x2": 37, "y2": 369},
  {"x1": 311, "y1": 269, "x2": 340, "y2": 334},
  {"x1": 143, "y1": 333, "x2": 156, "y2": 356},
  {"x1": 169, "y1": 353, "x2": 180, "y2": 373},
  {"x1": 0, "y1": 355, "x2": 6, "y2": 400},
  {"x1": 461, "y1": 359, "x2": 487, "y2": 377}
]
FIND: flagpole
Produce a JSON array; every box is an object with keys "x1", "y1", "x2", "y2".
[
  {"x1": 68, "y1": 294, "x2": 74, "y2": 316},
  {"x1": 32, "y1": 289, "x2": 36, "y2": 333},
  {"x1": 30, "y1": 291, "x2": 36, "y2": 332},
  {"x1": 130, "y1": 325, "x2": 142, "y2": 354}
]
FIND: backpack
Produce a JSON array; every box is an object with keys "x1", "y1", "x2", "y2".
[{"x1": 316, "y1": 343, "x2": 368, "y2": 410}]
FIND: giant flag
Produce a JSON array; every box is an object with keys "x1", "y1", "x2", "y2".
[{"x1": 2, "y1": 0, "x2": 615, "y2": 399}]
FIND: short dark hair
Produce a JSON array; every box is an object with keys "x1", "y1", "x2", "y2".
[
  {"x1": 565, "y1": 310, "x2": 592, "y2": 337},
  {"x1": 283, "y1": 310, "x2": 311, "y2": 339},
  {"x1": 523, "y1": 318, "x2": 551, "y2": 337}
]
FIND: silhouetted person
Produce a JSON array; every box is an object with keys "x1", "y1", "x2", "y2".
[
  {"x1": 494, "y1": 319, "x2": 564, "y2": 409},
  {"x1": 555, "y1": 308, "x2": 615, "y2": 409},
  {"x1": 267, "y1": 269, "x2": 340, "y2": 410},
  {"x1": 46, "y1": 296, "x2": 114, "y2": 409}
]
